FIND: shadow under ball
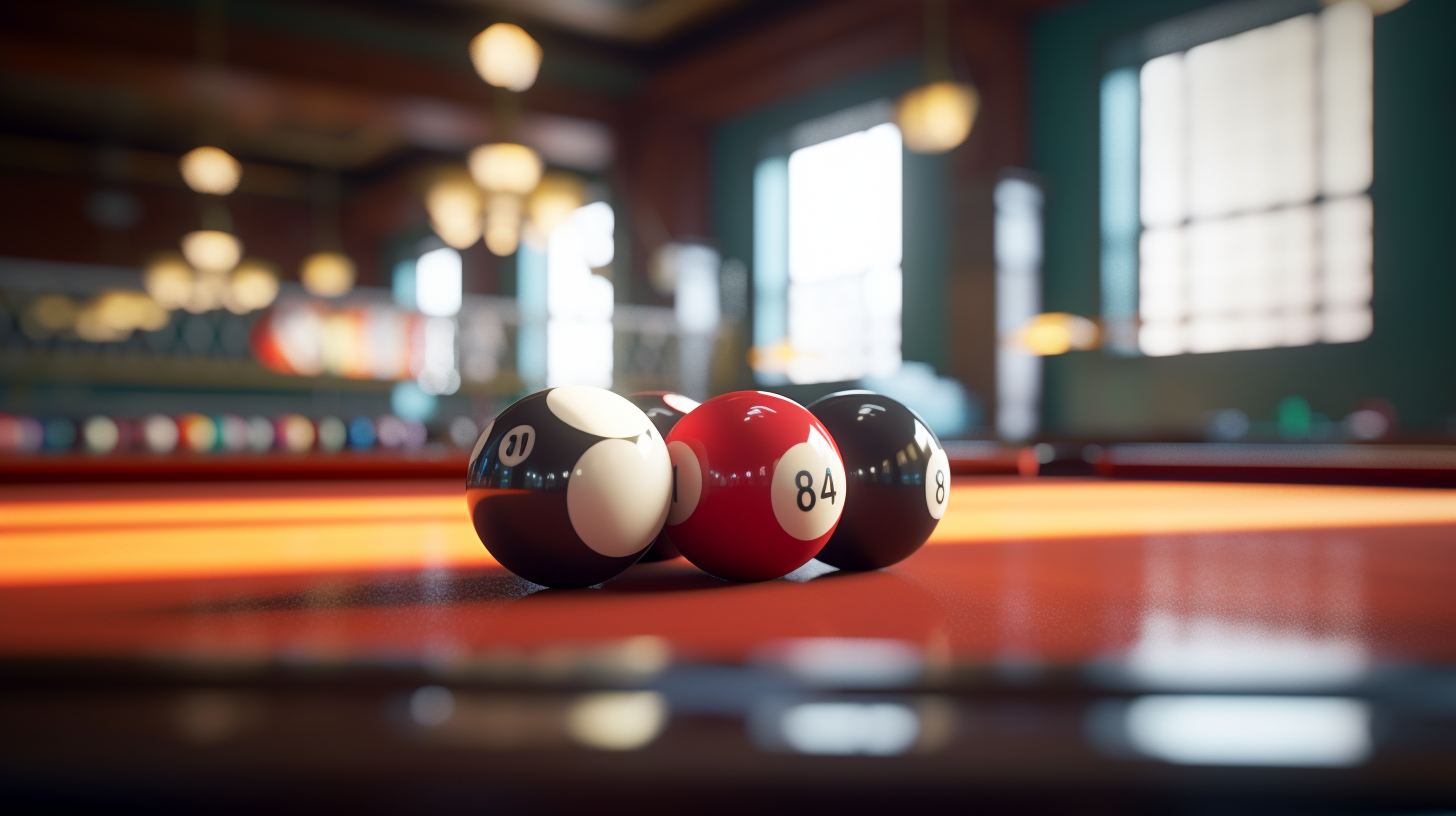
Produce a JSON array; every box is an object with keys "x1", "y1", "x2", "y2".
[
  {"x1": 628, "y1": 391, "x2": 701, "y2": 562},
  {"x1": 807, "y1": 391, "x2": 950, "y2": 571}
]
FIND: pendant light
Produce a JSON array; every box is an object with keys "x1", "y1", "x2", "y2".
[
  {"x1": 143, "y1": 251, "x2": 195, "y2": 310},
  {"x1": 896, "y1": 0, "x2": 979, "y2": 154},
  {"x1": 468, "y1": 143, "x2": 542, "y2": 257},
  {"x1": 527, "y1": 171, "x2": 587, "y2": 241},
  {"x1": 425, "y1": 168, "x2": 485, "y2": 250},
  {"x1": 470, "y1": 23, "x2": 543, "y2": 92},
  {"x1": 179, "y1": 146, "x2": 242, "y2": 195},
  {"x1": 463, "y1": 21, "x2": 548, "y2": 257},
  {"x1": 300, "y1": 168, "x2": 355, "y2": 298}
]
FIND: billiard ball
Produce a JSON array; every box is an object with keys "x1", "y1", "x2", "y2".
[
  {"x1": 806, "y1": 391, "x2": 949, "y2": 570},
  {"x1": 466, "y1": 386, "x2": 672, "y2": 589},
  {"x1": 627, "y1": 391, "x2": 701, "y2": 562},
  {"x1": 663, "y1": 391, "x2": 847, "y2": 582}
]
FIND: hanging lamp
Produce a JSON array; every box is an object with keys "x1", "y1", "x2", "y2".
[{"x1": 896, "y1": 0, "x2": 979, "y2": 154}]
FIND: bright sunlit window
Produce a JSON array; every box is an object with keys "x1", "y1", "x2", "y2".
[
  {"x1": 1105, "y1": 1, "x2": 1374, "y2": 357},
  {"x1": 754, "y1": 110, "x2": 903, "y2": 385},
  {"x1": 546, "y1": 202, "x2": 615, "y2": 388},
  {"x1": 786, "y1": 122, "x2": 902, "y2": 383}
]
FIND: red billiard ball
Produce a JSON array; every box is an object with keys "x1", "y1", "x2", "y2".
[
  {"x1": 627, "y1": 391, "x2": 701, "y2": 562},
  {"x1": 663, "y1": 391, "x2": 847, "y2": 582}
]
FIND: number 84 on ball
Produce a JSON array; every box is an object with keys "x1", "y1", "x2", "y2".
[{"x1": 661, "y1": 392, "x2": 848, "y2": 583}]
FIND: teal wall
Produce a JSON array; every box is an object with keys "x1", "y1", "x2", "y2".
[
  {"x1": 711, "y1": 58, "x2": 952, "y2": 393},
  {"x1": 1031, "y1": 0, "x2": 1456, "y2": 437}
]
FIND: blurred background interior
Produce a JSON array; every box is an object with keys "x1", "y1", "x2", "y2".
[
  {"x1": 5, "y1": 2, "x2": 1456, "y2": 811},
  {"x1": 3, "y1": 0, "x2": 1448, "y2": 463}
]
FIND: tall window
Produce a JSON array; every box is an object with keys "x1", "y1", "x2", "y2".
[
  {"x1": 1104, "y1": 1, "x2": 1374, "y2": 357},
  {"x1": 517, "y1": 202, "x2": 616, "y2": 390},
  {"x1": 754, "y1": 104, "x2": 903, "y2": 384},
  {"x1": 545, "y1": 202, "x2": 615, "y2": 387}
]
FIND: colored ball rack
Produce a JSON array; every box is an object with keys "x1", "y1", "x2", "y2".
[{"x1": 0, "y1": 412, "x2": 482, "y2": 456}]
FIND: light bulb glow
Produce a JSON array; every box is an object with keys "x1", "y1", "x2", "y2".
[
  {"x1": 27, "y1": 295, "x2": 78, "y2": 334},
  {"x1": 301, "y1": 252, "x2": 356, "y2": 298},
  {"x1": 528, "y1": 171, "x2": 586, "y2": 239},
  {"x1": 144, "y1": 252, "x2": 194, "y2": 310},
  {"x1": 425, "y1": 170, "x2": 484, "y2": 249},
  {"x1": 184, "y1": 269, "x2": 227, "y2": 314},
  {"x1": 484, "y1": 193, "x2": 523, "y2": 256},
  {"x1": 181, "y1": 230, "x2": 242, "y2": 274},
  {"x1": 896, "y1": 81, "x2": 979, "y2": 154},
  {"x1": 469, "y1": 23, "x2": 543, "y2": 92},
  {"x1": 179, "y1": 146, "x2": 243, "y2": 195},
  {"x1": 469, "y1": 143, "x2": 543, "y2": 196},
  {"x1": 227, "y1": 258, "x2": 280, "y2": 314},
  {"x1": 1010, "y1": 312, "x2": 1101, "y2": 356},
  {"x1": 97, "y1": 290, "x2": 169, "y2": 332},
  {"x1": 75, "y1": 290, "x2": 169, "y2": 341}
]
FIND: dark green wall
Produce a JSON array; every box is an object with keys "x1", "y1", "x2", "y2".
[
  {"x1": 711, "y1": 58, "x2": 952, "y2": 393},
  {"x1": 1031, "y1": 0, "x2": 1456, "y2": 437}
]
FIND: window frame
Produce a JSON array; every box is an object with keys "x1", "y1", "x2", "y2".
[
  {"x1": 1098, "y1": 0, "x2": 1374, "y2": 358},
  {"x1": 751, "y1": 99, "x2": 906, "y2": 386}
]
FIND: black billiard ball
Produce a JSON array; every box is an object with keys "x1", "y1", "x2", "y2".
[
  {"x1": 467, "y1": 386, "x2": 672, "y2": 588},
  {"x1": 806, "y1": 391, "x2": 949, "y2": 570},
  {"x1": 627, "y1": 391, "x2": 701, "y2": 562}
]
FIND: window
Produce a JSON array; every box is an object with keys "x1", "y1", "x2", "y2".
[
  {"x1": 518, "y1": 202, "x2": 616, "y2": 389},
  {"x1": 753, "y1": 103, "x2": 903, "y2": 384},
  {"x1": 1102, "y1": 1, "x2": 1374, "y2": 357},
  {"x1": 546, "y1": 202, "x2": 615, "y2": 388},
  {"x1": 995, "y1": 175, "x2": 1045, "y2": 441}
]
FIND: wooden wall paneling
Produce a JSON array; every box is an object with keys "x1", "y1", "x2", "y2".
[
  {"x1": 944, "y1": 5, "x2": 1029, "y2": 427},
  {"x1": 624, "y1": 0, "x2": 1032, "y2": 407}
]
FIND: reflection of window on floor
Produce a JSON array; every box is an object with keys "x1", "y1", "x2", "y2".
[
  {"x1": 754, "y1": 107, "x2": 902, "y2": 385},
  {"x1": 1104, "y1": 2, "x2": 1374, "y2": 357}
]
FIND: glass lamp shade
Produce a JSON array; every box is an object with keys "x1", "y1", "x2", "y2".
[
  {"x1": 469, "y1": 143, "x2": 543, "y2": 196},
  {"x1": 300, "y1": 251, "x2": 356, "y2": 298},
  {"x1": 1013, "y1": 312, "x2": 1101, "y2": 356},
  {"x1": 144, "y1": 251, "x2": 195, "y2": 310},
  {"x1": 895, "y1": 81, "x2": 980, "y2": 154},
  {"x1": 426, "y1": 171, "x2": 485, "y2": 249},
  {"x1": 183, "y1": 269, "x2": 228, "y2": 314},
  {"x1": 469, "y1": 23, "x2": 543, "y2": 92},
  {"x1": 527, "y1": 172, "x2": 586, "y2": 239},
  {"x1": 181, "y1": 230, "x2": 242, "y2": 274},
  {"x1": 179, "y1": 146, "x2": 243, "y2": 195},
  {"x1": 484, "y1": 193, "x2": 523, "y2": 257},
  {"x1": 76, "y1": 290, "x2": 168, "y2": 341},
  {"x1": 226, "y1": 258, "x2": 281, "y2": 314},
  {"x1": 26, "y1": 294, "x2": 78, "y2": 335}
]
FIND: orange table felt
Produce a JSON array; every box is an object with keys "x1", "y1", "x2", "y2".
[{"x1": 3, "y1": 477, "x2": 1456, "y2": 666}]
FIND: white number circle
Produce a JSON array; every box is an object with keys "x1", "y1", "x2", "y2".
[
  {"x1": 497, "y1": 424, "x2": 536, "y2": 466},
  {"x1": 666, "y1": 441, "x2": 702, "y2": 525},
  {"x1": 566, "y1": 433, "x2": 672, "y2": 558},
  {"x1": 924, "y1": 447, "x2": 950, "y2": 520},
  {"x1": 770, "y1": 428, "x2": 847, "y2": 541}
]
